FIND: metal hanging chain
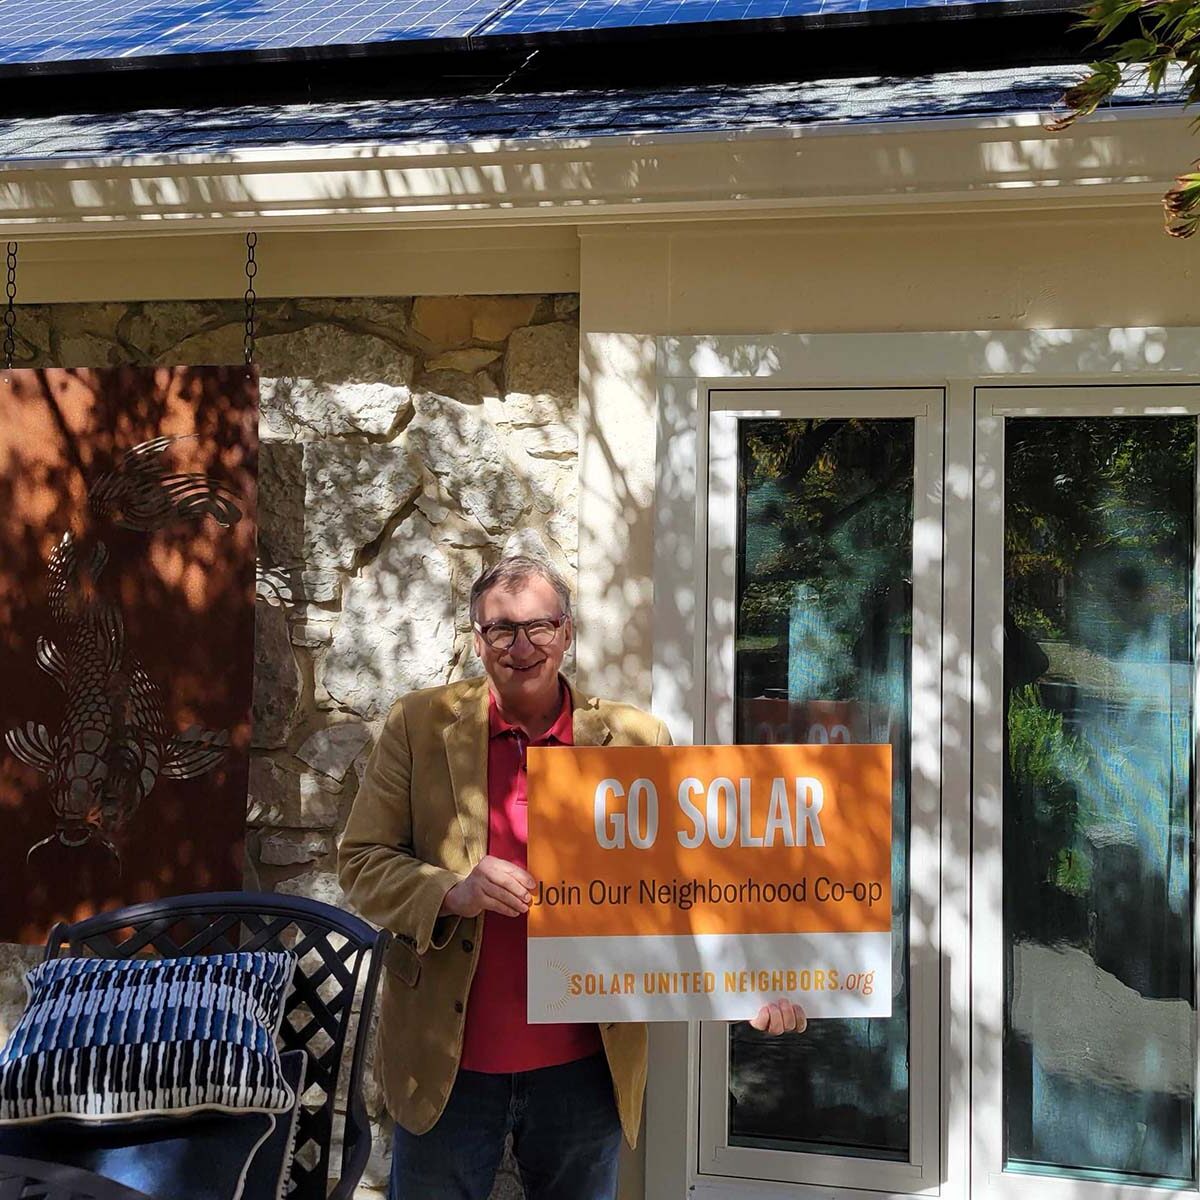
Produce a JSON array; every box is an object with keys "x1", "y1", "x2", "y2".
[
  {"x1": 4, "y1": 242, "x2": 18, "y2": 372},
  {"x1": 243, "y1": 231, "x2": 258, "y2": 369}
]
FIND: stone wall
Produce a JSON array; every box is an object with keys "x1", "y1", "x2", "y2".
[{"x1": 0, "y1": 292, "x2": 580, "y2": 1199}]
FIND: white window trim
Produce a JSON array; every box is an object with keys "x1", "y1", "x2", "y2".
[{"x1": 648, "y1": 328, "x2": 1200, "y2": 1200}]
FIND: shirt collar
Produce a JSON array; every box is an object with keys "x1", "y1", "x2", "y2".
[{"x1": 488, "y1": 682, "x2": 573, "y2": 744}]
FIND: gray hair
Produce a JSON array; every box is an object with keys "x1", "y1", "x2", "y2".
[{"x1": 469, "y1": 555, "x2": 573, "y2": 625}]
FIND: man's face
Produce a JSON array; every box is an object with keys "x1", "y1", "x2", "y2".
[{"x1": 473, "y1": 575, "x2": 572, "y2": 707}]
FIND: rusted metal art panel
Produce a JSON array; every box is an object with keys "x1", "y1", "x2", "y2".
[{"x1": 0, "y1": 366, "x2": 258, "y2": 943}]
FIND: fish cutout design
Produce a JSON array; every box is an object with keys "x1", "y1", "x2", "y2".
[
  {"x1": 5, "y1": 436, "x2": 241, "y2": 868},
  {"x1": 89, "y1": 436, "x2": 243, "y2": 532}
]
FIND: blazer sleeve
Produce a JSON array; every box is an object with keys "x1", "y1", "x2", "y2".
[{"x1": 337, "y1": 697, "x2": 463, "y2": 954}]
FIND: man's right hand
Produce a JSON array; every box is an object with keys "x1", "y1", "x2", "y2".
[{"x1": 440, "y1": 855, "x2": 537, "y2": 919}]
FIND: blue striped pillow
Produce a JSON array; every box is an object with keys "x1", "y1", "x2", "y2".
[{"x1": 0, "y1": 952, "x2": 297, "y2": 1124}]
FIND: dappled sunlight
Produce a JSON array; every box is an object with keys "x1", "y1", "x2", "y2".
[{"x1": 576, "y1": 331, "x2": 658, "y2": 705}]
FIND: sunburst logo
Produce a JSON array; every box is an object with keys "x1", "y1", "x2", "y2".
[{"x1": 545, "y1": 958, "x2": 573, "y2": 1013}]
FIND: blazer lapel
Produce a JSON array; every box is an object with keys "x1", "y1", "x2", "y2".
[
  {"x1": 443, "y1": 678, "x2": 490, "y2": 868},
  {"x1": 569, "y1": 682, "x2": 613, "y2": 748}
]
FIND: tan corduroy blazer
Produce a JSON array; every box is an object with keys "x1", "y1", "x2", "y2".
[{"x1": 337, "y1": 675, "x2": 672, "y2": 1146}]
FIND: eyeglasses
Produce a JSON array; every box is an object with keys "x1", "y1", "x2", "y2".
[{"x1": 475, "y1": 614, "x2": 568, "y2": 650}]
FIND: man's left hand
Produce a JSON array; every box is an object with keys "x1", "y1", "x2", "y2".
[{"x1": 750, "y1": 998, "x2": 807, "y2": 1036}]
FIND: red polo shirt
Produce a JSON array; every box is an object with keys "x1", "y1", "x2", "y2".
[{"x1": 459, "y1": 687, "x2": 603, "y2": 1074}]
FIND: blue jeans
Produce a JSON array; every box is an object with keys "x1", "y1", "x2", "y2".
[{"x1": 389, "y1": 1053, "x2": 622, "y2": 1200}]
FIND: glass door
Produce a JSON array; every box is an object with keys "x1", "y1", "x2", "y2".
[
  {"x1": 699, "y1": 388, "x2": 944, "y2": 1192},
  {"x1": 972, "y1": 386, "x2": 1200, "y2": 1200}
]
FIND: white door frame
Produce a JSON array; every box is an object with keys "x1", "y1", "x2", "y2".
[
  {"x1": 648, "y1": 327, "x2": 1200, "y2": 1200},
  {"x1": 700, "y1": 388, "x2": 943, "y2": 1194}
]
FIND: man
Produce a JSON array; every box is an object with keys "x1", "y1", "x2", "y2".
[{"x1": 338, "y1": 555, "x2": 804, "y2": 1200}]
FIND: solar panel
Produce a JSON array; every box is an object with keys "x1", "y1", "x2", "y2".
[
  {"x1": 477, "y1": 0, "x2": 1054, "y2": 38},
  {"x1": 0, "y1": 0, "x2": 503, "y2": 68},
  {"x1": 0, "y1": 0, "x2": 1070, "y2": 73}
]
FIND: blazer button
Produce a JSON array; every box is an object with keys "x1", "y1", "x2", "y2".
[
  {"x1": 462, "y1": 939, "x2": 474, "y2": 953},
  {"x1": 454, "y1": 1000, "x2": 464, "y2": 1014}
]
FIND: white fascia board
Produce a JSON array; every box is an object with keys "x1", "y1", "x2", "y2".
[{"x1": 0, "y1": 105, "x2": 1191, "y2": 237}]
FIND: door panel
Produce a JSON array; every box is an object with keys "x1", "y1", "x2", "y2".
[
  {"x1": 973, "y1": 387, "x2": 1200, "y2": 1200},
  {"x1": 700, "y1": 389, "x2": 942, "y2": 1192}
]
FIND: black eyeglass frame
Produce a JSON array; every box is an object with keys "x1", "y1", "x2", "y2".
[{"x1": 473, "y1": 613, "x2": 570, "y2": 649}]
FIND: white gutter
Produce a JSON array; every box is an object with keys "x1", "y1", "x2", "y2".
[{"x1": 0, "y1": 105, "x2": 1191, "y2": 237}]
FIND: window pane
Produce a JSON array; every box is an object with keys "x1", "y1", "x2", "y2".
[
  {"x1": 1004, "y1": 416, "x2": 1196, "y2": 1185},
  {"x1": 728, "y1": 417, "x2": 913, "y2": 1160}
]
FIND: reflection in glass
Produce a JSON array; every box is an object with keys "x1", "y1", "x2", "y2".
[
  {"x1": 728, "y1": 418, "x2": 913, "y2": 1159},
  {"x1": 1004, "y1": 417, "x2": 1196, "y2": 1185}
]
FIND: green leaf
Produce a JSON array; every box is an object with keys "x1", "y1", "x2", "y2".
[
  {"x1": 1113, "y1": 35, "x2": 1160, "y2": 58},
  {"x1": 1077, "y1": 0, "x2": 1148, "y2": 41},
  {"x1": 1165, "y1": 167, "x2": 1200, "y2": 235},
  {"x1": 1147, "y1": 55, "x2": 1173, "y2": 87},
  {"x1": 1048, "y1": 60, "x2": 1126, "y2": 127}
]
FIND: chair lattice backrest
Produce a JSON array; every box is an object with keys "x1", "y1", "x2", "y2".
[{"x1": 43, "y1": 892, "x2": 389, "y2": 1200}]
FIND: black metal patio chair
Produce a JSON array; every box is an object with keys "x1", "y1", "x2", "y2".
[{"x1": 43, "y1": 891, "x2": 390, "y2": 1200}]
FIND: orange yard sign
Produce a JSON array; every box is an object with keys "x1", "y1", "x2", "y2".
[{"x1": 526, "y1": 743, "x2": 892, "y2": 1023}]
